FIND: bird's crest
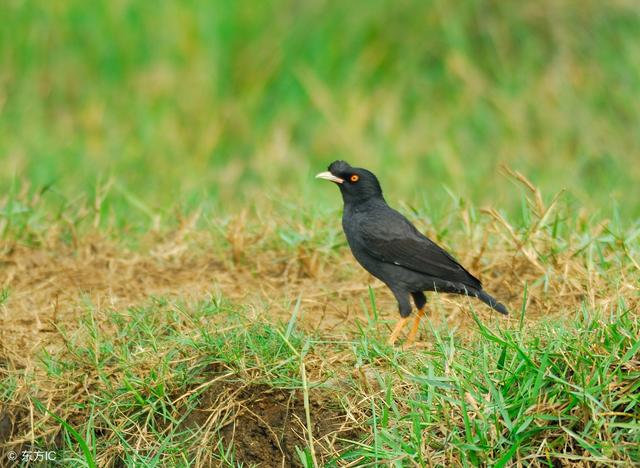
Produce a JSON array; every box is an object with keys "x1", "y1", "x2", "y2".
[{"x1": 328, "y1": 160, "x2": 352, "y2": 174}]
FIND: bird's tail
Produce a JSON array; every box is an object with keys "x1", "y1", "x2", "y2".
[{"x1": 473, "y1": 289, "x2": 508, "y2": 315}]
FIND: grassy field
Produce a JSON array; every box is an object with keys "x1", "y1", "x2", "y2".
[{"x1": 1, "y1": 0, "x2": 639, "y2": 466}]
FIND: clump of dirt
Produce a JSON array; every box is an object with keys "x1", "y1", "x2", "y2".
[
  {"x1": 0, "y1": 409, "x2": 15, "y2": 443},
  {"x1": 182, "y1": 382, "x2": 357, "y2": 467}
]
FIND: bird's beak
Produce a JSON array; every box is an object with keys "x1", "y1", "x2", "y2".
[{"x1": 315, "y1": 171, "x2": 344, "y2": 184}]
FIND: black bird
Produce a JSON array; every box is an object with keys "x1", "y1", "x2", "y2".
[{"x1": 316, "y1": 160, "x2": 508, "y2": 345}]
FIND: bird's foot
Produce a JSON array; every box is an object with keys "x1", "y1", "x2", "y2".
[
  {"x1": 403, "y1": 341, "x2": 428, "y2": 350},
  {"x1": 387, "y1": 317, "x2": 410, "y2": 346}
]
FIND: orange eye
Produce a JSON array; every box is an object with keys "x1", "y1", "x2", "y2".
[{"x1": 350, "y1": 174, "x2": 359, "y2": 182}]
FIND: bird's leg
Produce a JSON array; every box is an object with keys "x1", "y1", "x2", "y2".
[
  {"x1": 387, "y1": 317, "x2": 410, "y2": 345},
  {"x1": 388, "y1": 289, "x2": 413, "y2": 345},
  {"x1": 405, "y1": 306, "x2": 426, "y2": 345}
]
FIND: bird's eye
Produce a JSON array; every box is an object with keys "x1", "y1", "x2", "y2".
[{"x1": 350, "y1": 174, "x2": 359, "y2": 182}]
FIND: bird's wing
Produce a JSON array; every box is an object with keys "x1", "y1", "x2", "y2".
[{"x1": 358, "y1": 209, "x2": 481, "y2": 288}]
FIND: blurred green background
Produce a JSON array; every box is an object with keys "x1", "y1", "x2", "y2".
[{"x1": 1, "y1": 0, "x2": 639, "y2": 227}]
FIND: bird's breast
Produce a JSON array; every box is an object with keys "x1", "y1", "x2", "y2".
[{"x1": 342, "y1": 213, "x2": 384, "y2": 276}]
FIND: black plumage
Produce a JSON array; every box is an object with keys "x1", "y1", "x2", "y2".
[{"x1": 316, "y1": 160, "x2": 508, "y2": 344}]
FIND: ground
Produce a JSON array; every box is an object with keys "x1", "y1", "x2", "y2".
[
  {"x1": 1, "y1": 179, "x2": 638, "y2": 465},
  {"x1": 1, "y1": 0, "x2": 640, "y2": 465}
]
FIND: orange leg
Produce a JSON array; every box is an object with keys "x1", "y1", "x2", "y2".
[
  {"x1": 406, "y1": 306, "x2": 426, "y2": 345},
  {"x1": 388, "y1": 317, "x2": 410, "y2": 345}
]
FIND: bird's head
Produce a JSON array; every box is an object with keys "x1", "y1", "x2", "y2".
[{"x1": 316, "y1": 160, "x2": 383, "y2": 205}]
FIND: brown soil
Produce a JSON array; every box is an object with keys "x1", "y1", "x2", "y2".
[
  {"x1": 181, "y1": 380, "x2": 356, "y2": 467},
  {"x1": 0, "y1": 409, "x2": 17, "y2": 444},
  {"x1": 0, "y1": 406, "x2": 37, "y2": 467},
  {"x1": 0, "y1": 239, "x2": 368, "y2": 365}
]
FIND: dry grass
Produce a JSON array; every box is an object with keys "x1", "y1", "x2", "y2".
[
  {"x1": 1, "y1": 175, "x2": 638, "y2": 466},
  {"x1": 0, "y1": 231, "x2": 630, "y2": 357},
  {"x1": 2, "y1": 174, "x2": 635, "y2": 358}
]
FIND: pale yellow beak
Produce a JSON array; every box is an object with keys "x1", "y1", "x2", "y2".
[{"x1": 315, "y1": 171, "x2": 344, "y2": 184}]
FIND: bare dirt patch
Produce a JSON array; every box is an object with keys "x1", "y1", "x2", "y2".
[
  {"x1": 0, "y1": 238, "x2": 374, "y2": 363},
  {"x1": 181, "y1": 381, "x2": 357, "y2": 467},
  {"x1": 0, "y1": 240, "x2": 222, "y2": 362}
]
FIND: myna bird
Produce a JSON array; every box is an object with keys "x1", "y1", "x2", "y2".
[{"x1": 316, "y1": 160, "x2": 507, "y2": 345}]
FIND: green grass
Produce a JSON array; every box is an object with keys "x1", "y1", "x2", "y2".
[
  {"x1": 1, "y1": 185, "x2": 637, "y2": 465},
  {"x1": 16, "y1": 294, "x2": 639, "y2": 466},
  {"x1": 1, "y1": 0, "x2": 640, "y2": 466},
  {"x1": 346, "y1": 308, "x2": 639, "y2": 465}
]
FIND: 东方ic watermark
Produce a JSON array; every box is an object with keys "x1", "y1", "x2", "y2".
[{"x1": 7, "y1": 449, "x2": 57, "y2": 463}]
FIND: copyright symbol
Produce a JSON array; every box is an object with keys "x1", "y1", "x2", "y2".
[{"x1": 7, "y1": 450, "x2": 17, "y2": 461}]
